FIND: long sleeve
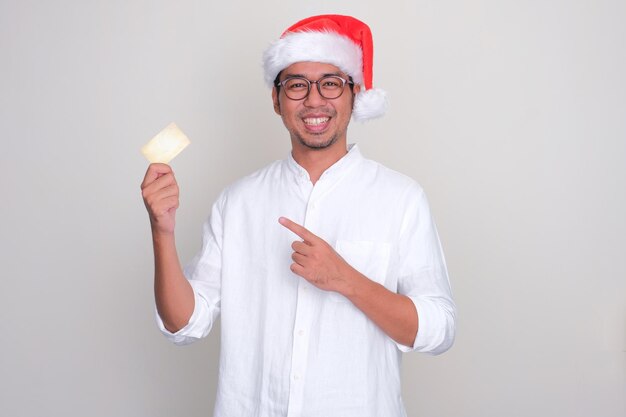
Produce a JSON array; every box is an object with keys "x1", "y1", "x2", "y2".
[
  {"x1": 395, "y1": 185, "x2": 456, "y2": 354},
  {"x1": 155, "y1": 194, "x2": 225, "y2": 345}
]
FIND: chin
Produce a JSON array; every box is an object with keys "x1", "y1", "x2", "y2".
[{"x1": 297, "y1": 133, "x2": 338, "y2": 150}]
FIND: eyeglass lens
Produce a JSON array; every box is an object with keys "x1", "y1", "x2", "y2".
[{"x1": 283, "y1": 76, "x2": 346, "y2": 100}]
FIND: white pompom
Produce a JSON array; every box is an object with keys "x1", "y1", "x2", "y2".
[{"x1": 352, "y1": 88, "x2": 388, "y2": 121}]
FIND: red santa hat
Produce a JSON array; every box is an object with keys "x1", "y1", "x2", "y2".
[{"x1": 263, "y1": 14, "x2": 388, "y2": 122}]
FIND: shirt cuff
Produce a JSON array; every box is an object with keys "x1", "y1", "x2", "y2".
[
  {"x1": 155, "y1": 290, "x2": 214, "y2": 345},
  {"x1": 395, "y1": 295, "x2": 456, "y2": 355}
]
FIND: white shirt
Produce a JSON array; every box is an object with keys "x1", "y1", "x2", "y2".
[{"x1": 157, "y1": 144, "x2": 456, "y2": 417}]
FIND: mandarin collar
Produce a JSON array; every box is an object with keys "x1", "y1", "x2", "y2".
[{"x1": 285, "y1": 143, "x2": 362, "y2": 182}]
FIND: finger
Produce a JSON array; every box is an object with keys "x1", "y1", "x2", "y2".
[
  {"x1": 150, "y1": 184, "x2": 179, "y2": 201},
  {"x1": 150, "y1": 195, "x2": 179, "y2": 217},
  {"x1": 144, "y1": 185, "x2": 179, "y2": 212},
  {"x1": 292, "y1": 240, "x2": 312, "y2": 254},
  {"x1": 143, "y1": 171, "x2": 176, "y2": 192},
  {"x1": 142, "y1": 173, "x2": 177, "y2": 197},
  {"x1": 147, "y1": 189, "x2": 179, "y2": 208},
  {"x1": 279, "y1": 217, "x2": 317, "y2": 243},
  {"x1": 141, "y1": 163, "x2": 173, "y2": 188},
  {"x1": 291, "y1": 252, "x2": 307, "y2": 266},
  {"x1": 151, "y1": 173, "x2": 177, "y2": 192},
  {"x1": 290, "y1": 262, "x2": 306, "y2": 278}
]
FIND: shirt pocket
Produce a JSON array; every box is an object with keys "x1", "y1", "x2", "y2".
[{"x1": 331, "y1": 240, "x2": 392, "y2": 302}]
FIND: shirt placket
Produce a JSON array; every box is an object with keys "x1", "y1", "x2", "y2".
[{"x1": 286, "y1": 179, "x2": 325, "y2": 417}]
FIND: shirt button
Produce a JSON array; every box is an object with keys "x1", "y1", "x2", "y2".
[
  {"x1": 298, "y1": 330, "x2": 305, "y2": 337},
  {"x1": 293, "y1": 374, "x2": 300, "y2": 381}
]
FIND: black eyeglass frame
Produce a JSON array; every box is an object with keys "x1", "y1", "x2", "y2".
[{"x1": 274, "y1": 75, "x2": 355, "y2": 100}]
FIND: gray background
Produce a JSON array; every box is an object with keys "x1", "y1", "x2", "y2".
[{"x1": 1, "y1": 1, "x2": 624, "y2": 416}]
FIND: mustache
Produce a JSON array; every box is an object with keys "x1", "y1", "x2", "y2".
[{"x1": 297, "y1": 109, "x2": 336, "y2": 118}]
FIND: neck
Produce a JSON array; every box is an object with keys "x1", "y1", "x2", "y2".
[{"x1": 291, "y1": 139, "x2": 348, "y2": 184}]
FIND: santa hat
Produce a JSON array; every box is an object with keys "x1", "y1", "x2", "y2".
[{"x1": 262, "y1": 14, "x2": 388, "y2": 122}]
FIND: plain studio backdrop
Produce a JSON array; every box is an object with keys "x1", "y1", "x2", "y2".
[{"x1": 1, "y1": 1, "x2": 624, "y2": 416}]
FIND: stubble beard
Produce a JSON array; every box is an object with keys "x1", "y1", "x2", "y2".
[
  {"x1": 290, "y1": 108, "x2": 345, "y2": 150},
  {"x1": 292, "y1": 130, "x2": 340, "y2": 150}
]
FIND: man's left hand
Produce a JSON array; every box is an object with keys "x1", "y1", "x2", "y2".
[{"x1": 279, "y1": 217, "x2": 355, "y2": 295}]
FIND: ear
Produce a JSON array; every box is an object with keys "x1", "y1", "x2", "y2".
[
  {"x1": 351, "y1": 83, "x2": 362, "y2": 109},
  {"x1": 272, "y1": 87, "x2": 281, "y2": 115}
]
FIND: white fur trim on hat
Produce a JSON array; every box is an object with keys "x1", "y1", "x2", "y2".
[
  {"x1": 353, "y1": 88, "x2": 388, "y2": 121},
  {"x1": 263, "y1": 31, "x2": 363, "y2": 87}
]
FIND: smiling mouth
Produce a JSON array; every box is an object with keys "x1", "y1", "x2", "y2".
[{"x1": 303, "y1": 117, "x2": 330, "y2": 126}]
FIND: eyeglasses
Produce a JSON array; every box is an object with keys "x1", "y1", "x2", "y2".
[{"x1": 275, "y1": 75, "x2": 354, "y2": 100}]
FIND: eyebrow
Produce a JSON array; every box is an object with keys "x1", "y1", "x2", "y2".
[{"x1": 282, "y1": 72, "x2": 344, "y2": 79}]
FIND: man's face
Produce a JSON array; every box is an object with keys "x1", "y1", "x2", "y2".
[{"x1": 272, "y1": 62, "x2": 359, "y2": 151}]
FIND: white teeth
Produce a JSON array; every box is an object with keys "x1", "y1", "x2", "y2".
[{"x1": 303, "y1": 117, "x2": 330, "y2": 126}]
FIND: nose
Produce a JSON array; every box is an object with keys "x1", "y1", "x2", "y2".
[{"x1": 303, "y1": 82, "x2": 327, "y2": 107}]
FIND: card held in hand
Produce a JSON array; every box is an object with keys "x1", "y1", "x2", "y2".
[{"x1": 141, "y1": 122, "x2": 190, "y2": 164}]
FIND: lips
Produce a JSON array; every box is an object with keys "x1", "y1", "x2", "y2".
[{"x1": 302, "y1": 116, "x2": 331, "y2": 132}]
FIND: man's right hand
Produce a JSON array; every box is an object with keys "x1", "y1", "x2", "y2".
[{"x1": 141, "y1": 163, "x2": 179, "y2": 235}]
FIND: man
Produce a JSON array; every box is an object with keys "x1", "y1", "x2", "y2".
[{"x1": 141, "y1": 14, "x2": 455, "y2": 417}]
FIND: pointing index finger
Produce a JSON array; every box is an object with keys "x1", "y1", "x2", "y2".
[{"x1": 279, "y1": 217, "x2": 316, "y2": 244}]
